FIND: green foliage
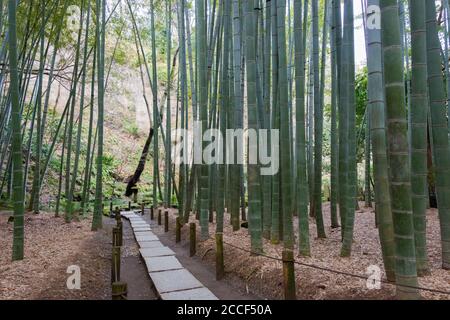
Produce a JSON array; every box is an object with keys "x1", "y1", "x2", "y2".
[
  {"x1": 113, "y1": 44, "x2": 128, "y2": 66},
  {"x1": 355, "y1": 67, "x2": 368, "y2": 130},
  {"x1": 123, "y1": 120, "x2": 140, "y2": 138}
]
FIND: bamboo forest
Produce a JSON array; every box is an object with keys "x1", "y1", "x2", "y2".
[{"x1": 1, "y1": 0, "x2": 450, "y2": 303}]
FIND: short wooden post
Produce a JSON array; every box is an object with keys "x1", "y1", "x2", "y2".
[
  {"x1": 282, "y1": 249, "x2": 296, "y2": 300},
  {"x1": 113, "y1": 227, "x2": 119, "y2": 246},
  {"x1": 189, "y1": 222, "x2": 196, "y2": 257},
  {"x1": 141, "y1": 203, "x2": 145, "y2": 216},
  {"x1": 112, "y1": 246, "x2": 121, "y2": 283},
  {"x1": 112, "y1": 282, "x2": 127, "y2": 300},
  {"x1": 158, "y1": 209, "x2": 162, "y2": 226},
  {"x1": 128, "y1": 201, "x2": 131, "y2": 211},
  {"x1": 115, "y1": 208, "x2": 121, "y2": 223},
  {"x1": 110, "y1": 201, "x2": 113, "y2": 214},
  {"x1": 117, "y1": 221, "x2": 123, "y2": 246},
  {"x1": 164, "y1": 211, "x2": 169, "y2": 232},
  {"x1": 215, "y1": 232, "x2": 224, "y2": 280},
  {"x1": 176, "y1": 217, "x2": 181, "y2": 243},
  {"x1": 150, "y1": 207, "x2": 154, "y2": 220}
]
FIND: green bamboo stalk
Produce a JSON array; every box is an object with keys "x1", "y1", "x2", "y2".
[
  {"x1": 244, "y1": 0, "x2": 263, "y2": 253},
  {"x1": 165, "y1": 0, "x2": 172, "y2": 208},
  {"x1": 270, "y1": 0, "x2": 281, "y2": 244},
  {"x1": 408, "y1": 0, "x2": 430, "y2": 275},
  {"x1": 277, "y1": 0, "x2": 294, "y2": 250},
  {"x1": 9, "y1": 0, "x2": 25, "y2": 261},
  {"x1": 150, "y1": 0, "x2": 159, "y2": 210},
  {"x1": 330, "y1": 0, "x2": 339, "y2": 229},
  {"x1": 56, "y1": 111, "x2": 69, "y2": 218},
  {"x1": 92, "y1": 0, "x2": 106, "y2": 230},
  {"x1": 177, "y1": 0, "x2": 187, "y2": 216},
  {"x1": 312, "y1": 0, "x2": 326, "y2": 238},
  {"x1": 81, "y1": 40, "x2": 97, "y2": 217},
  {"x1": 230, "y1": 0, "x2": 243, "y2": 231},
  {"x1": 70, "y1": 0, "x2": 90, "y2": 221},
  {"x1": 30, "y1": 0, "x2": 46, "y2": 214},
  {"x1": 341, "y1": 0, "x2": 357, "y2": 257},
  {"x1": 66, "y1": 0, "x2": 85, "y2": 222},
  {"x1": 294, "y1": 0, "x2": 310, "y2": 256},
  {"x1": 365, "y1": 0, "x2": 396, "y2": 282},
  {"x1": 262, "y1": 0, "x2": 272, "y2": 239},
  {"x1": 338, "y1": 0, "x2": 348, "y2": 238},
  {"x1": 425, "y1": 0, "x2": 450, "y2": 270},
  {"x1": 380, "y1": 0, "x2": 419, "y2": 299},
  {"x1": 197, "y1": 0, "x2": 210, "y2": 240}
]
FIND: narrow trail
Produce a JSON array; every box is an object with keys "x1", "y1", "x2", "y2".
[
  {"x1": 120, "y1": 218, "x2": 157, "y2": 300},
  {"x1": 136, "y1": 210, "x2": 261, "y2": 300}
]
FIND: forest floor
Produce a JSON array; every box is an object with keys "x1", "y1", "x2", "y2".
[
  {"x1": 159, "y1": 202, "x2": 450, "y2": 300},
  {"x1": 0, "y1": 211, "x2": 156, "y2": 300},
  {"x1": 1, "y1": 204, "x2": 449, "y2": 300}
]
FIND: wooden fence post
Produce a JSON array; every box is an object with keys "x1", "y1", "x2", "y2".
[
  {"x1": 164, "y1": 211, "x2": 169, "y2": 232},
  {"x1": 176, "y1": 217, "x2": 181, "y2": 243},
  {"x1": 215, "y1": 232, "x2": 224, "y2": 280},
  {"x1": 282, "y1": 249, "x2": 296, "y2": 300},
  {"x1": 189, "y1": 222, "x2": 196, "y2": 257},
  {"x1": 112, "y1": 282, "x2": 127, "y2": 300},
  {"x1": 112, "y1": 246, "x2": 121, "y2": 283}
]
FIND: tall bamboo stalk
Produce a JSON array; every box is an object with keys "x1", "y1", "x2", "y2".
[
  {"x1": 425, "y1": 0, "x2": 450, "y2": 270},
  {"x1": 244, "y1": 0, "x2": 263, "y2": 253},
  {"x1": 380, "y1": 0, "x2": 419, "y2": 299},
  {"x1": 408, "y1": 0, "x2": 430, "y2": 275},
  {"x1": 276, "y1": 0, "x2": 294, "y2": 250},
  {"x1": 365, "y1": 0, "x2": 396, "y2": 282},
  {"x1": 294, "y1": 0, "x2": 310, "y2": 256},
  {"x1": 9, "y1": 0, "x2": 25, "y2": 261},
  {"x1": 92, "y1": 0, "x2": 105, "y2": 230}
]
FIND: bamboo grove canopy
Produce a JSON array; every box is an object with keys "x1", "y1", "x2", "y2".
[{"x1": 1, "y1": 0, "x2": 450, "y2": 299}]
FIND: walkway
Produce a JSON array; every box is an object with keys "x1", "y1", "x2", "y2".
[{"x1": 120, "y1": 211, "x2": 218, "y2": 300}]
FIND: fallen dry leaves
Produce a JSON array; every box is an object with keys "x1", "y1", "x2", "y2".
[
  {"x1": 162, "y1": 203, "x2": 450, "y2": 300},
  {"x1": 0, "y1": 212, "x2": 111, "y2": 300}
]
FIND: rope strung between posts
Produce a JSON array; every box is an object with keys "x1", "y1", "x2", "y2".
[
  {"x1": 145, "y1": 208, "x2": 450, "y2": 296},
  {"x1": 203, "y1": 235, "x2": 450, "y2": 296}
]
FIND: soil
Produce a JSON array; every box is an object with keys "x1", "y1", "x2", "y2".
[
  {"x1": 0, "y1": 211, "x2": 156, "y2": 300},
  {"x1": 1, "y1": 203, "x2": 448, "y2": 300},
  {"x1": 120, "y1": 218, "x2": 156, "y2": 300},
  {"x1": 152, "y1": 203, "x2": 450, "y2": 300}
]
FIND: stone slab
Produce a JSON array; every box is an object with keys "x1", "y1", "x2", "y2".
[
  {"x1": 149, "y1": 269, "x2": 203, "y2": 294},
  {"x1": 130, "y1": 221, "x2": 148, "y2": 225},
  {"x1": 131, "y1": 223, "x2": 149, "y2": 228},
  {"x1": 131, "y1": 222, "x2": 149, "y2": 226},
  {"x1": 121, "y1": 211, "x2": 136, "y2": 216},
  {"x1": 138, "y1": 241, "x2": 164, "y2": 249},
  {"x1": 143, "y1": 256, "x2": 183, "y2": 272},
  {"x1": 140, "y1": 246, "x2": 175, "y2": 257},
  {"x1": 160, "y1": 287, "x2": 218, "y2": 300},
  {"x1": 134, "y1": 231, "x2": 155, "y2": 236},
  {"x1": 133, "y1": 227, "x2": 152, "y2": 232},
  {"x1": 135, "y1": 234, "x2": 159, "y2": 242}
]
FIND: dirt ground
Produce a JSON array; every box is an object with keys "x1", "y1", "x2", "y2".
[
  {"x1": 157, "y1": 203, "x2": 450, "y2": 300},
  {"x1": 0, "y1": 211, "x2": 156, "y2": 300},
  {"x1": 1, "y1": 204, "x2": 449, "y2": 300}
]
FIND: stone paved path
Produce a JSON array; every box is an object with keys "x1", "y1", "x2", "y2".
[{"x1": 120, "y1": 211, "x2": 218, "y2": 300}]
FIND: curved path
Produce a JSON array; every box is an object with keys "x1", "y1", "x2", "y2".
[{"x1": 121, "y1": 211, "x2": 218, "y2": 300}]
